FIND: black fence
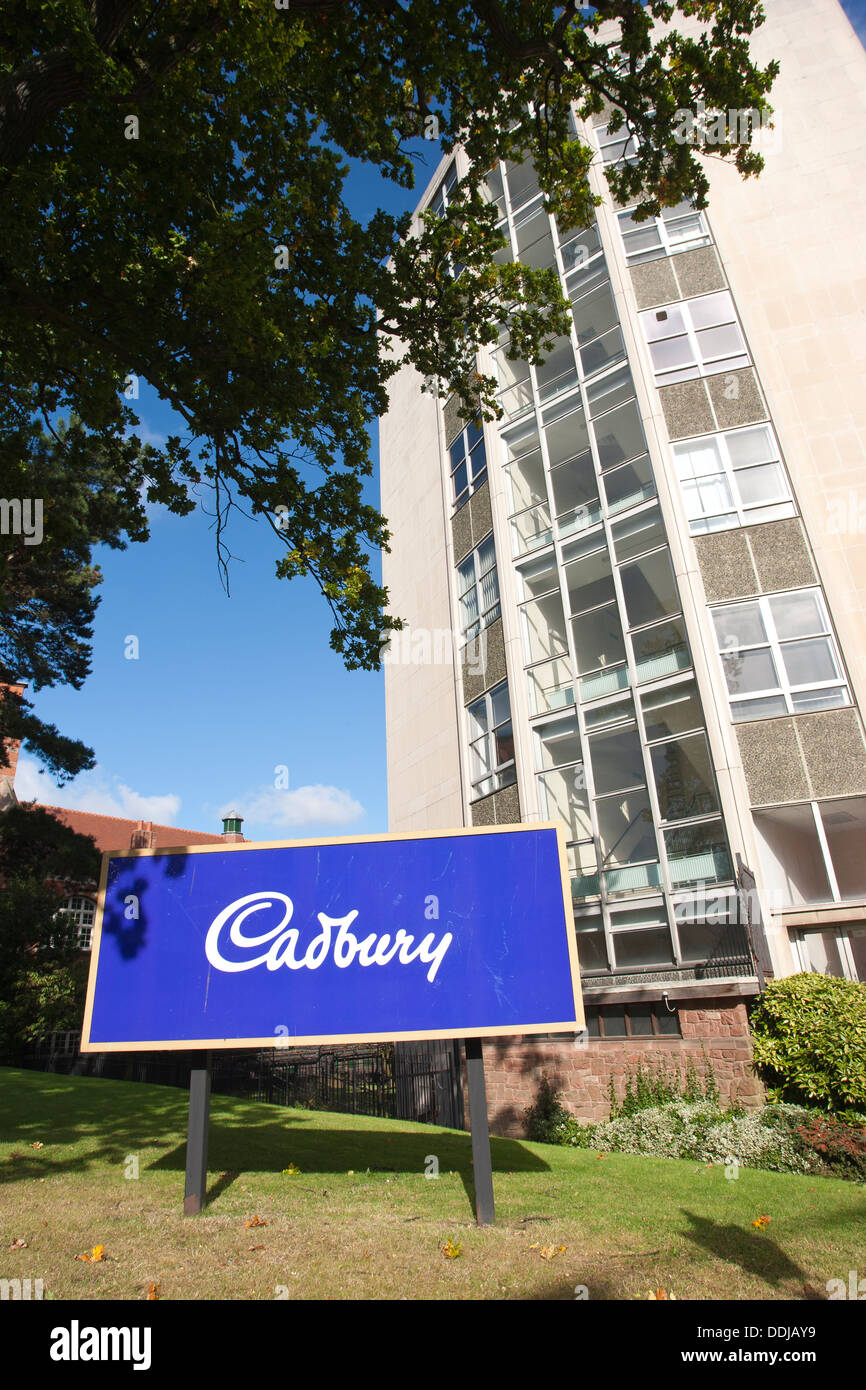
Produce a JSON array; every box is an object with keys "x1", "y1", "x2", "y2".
[{"x1": 19, "y1": 1040, "x2": 466, "y2": 1130}]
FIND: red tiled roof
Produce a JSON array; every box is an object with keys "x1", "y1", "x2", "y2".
[{"x1": 42, "y1": 806, "x2": 225, "y2": 855}]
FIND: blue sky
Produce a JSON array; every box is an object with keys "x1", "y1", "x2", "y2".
[
  {"x1": 842, "y1": 0, "x2": 866, "y2": 41},
  {"x1": 18, "y1": 6, "x2": 866, "y2": 841}
]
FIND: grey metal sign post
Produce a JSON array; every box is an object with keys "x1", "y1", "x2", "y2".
[
  {"x1": 464, "y1": 1037, "x2": 495, "y2": 1225},
  {"x1": 183, "y1": 1052, "x2": 212, "y2": 1215}
]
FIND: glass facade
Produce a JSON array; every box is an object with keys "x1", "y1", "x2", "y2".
[
  {"x1": 451, "y1": 145, "x2": 746, "y2": 977},
  {"x1": 436, "y1": 105, "x2": 863, "y2": 988}
]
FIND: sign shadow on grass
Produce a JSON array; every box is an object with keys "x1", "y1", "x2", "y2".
[
  {"x1": 679, "y1": 1208, "x2": 813, "y2": 1290},
  {"x1": 152, "y1": 1121, "x2": 551, "y2": 1216}
]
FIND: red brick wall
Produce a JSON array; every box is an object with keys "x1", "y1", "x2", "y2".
[{"x1": 466, "y1": 998, "x2": 764, "y2": 1138}]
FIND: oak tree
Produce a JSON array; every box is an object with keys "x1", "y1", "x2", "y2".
[{"x1": 0, "y1": 0, "x2": 777, "y2": 777}]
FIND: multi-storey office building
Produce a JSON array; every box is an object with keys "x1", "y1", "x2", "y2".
[{"x1": 380, "y1": 0, "x2": 866, "y2": 1131}]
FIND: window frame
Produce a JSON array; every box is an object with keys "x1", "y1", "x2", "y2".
[
  {"x1": 585, "y1": 1000, "x2": 682, "y2": 1039},
  {"x1": 425, "y1": 160, "x2": 458, "y2": 220},
  {"x1": 711, "y1": 588, "x2": 851, "y2": 721},
  {"x1": 44, "y1": 1030, "x2": 81, "y2": 1055},
  {"x1": 467, "y1": 680, "x2": 517, "y2": 802},
  {"x1": 672, "y1": 424, "x2": 795, "y2": 534},
  {"x1": 639, "y1": 292, "x2": 750, "y2": 387},
  {"x1": 791, "y1": 925, "x2": 864, "y2": 983},
  {"x1": 456, "y1": 532, "x2": 501, "y2": 645},
  {"x1": 596, "y1": 120, "x2": 639, "y2": 168},
  {"x1": 55, "y1": 895, "x2": 96, "y2": 951},
  {"x1": 617, "y1": 201, "x2": 712, "y2": 265},
  {"x1": 449, "y1": 419, "x2": 488, "y2": 508}
]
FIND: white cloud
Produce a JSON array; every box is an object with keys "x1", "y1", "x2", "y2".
[
  {"x1": 125, "y1": 417, "x2": 166, "y2": 449},
  {"x1": 12, "y1": 755, "x2": 53, "y2": 804},
  {"x1": 221, "y1": 783, "x2": 365, "y2": 831},
  {"x1": 14, "y1": 755, "x2": 181, "y2": 823}
]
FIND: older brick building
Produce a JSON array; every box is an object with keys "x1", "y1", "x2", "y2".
[{"x1": 0, "y1": 728, "x2": 229, "y2": 1059}]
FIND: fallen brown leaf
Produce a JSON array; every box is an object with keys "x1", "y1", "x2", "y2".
[{"x1": 75, "y1": 1244, "x2": 106, "y2": 1263}]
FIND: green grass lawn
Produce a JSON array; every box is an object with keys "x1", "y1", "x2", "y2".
[{"x1": 0, "y1": 1066, "x2": 863, "y2": 1301}]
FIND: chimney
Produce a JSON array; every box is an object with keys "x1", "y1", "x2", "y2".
[
  {"x1": 130, "y1": 820, "x2": 155, "y2": 850},
  {"x1": 221, "y1": 811, "x2": 244, "y2": 843},
  {"x1": 0, "y1": 682, "x2": 26, "y2": 789}
]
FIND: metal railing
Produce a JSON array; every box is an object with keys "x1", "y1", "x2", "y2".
[{"x1": 19, "y1": 1041, "x2": 466, "y2": 1129}]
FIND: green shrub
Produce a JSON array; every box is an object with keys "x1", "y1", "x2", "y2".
[
  {"x1": 609, "y1": 1053, "x2": 720, "y2": 1119},
  {"x1": 749, "y1": 973, "x2": 866, "y2": 1114},
  {"x1": 565, "y1": 1099, "x2": 818, "y2": 1172},
  {"x1": 525, "y1": 1079, "x2": 865, "y2": 1181},
  {"x1": 524, "y1": 1075, "x2": 583, "y2": 1145}
]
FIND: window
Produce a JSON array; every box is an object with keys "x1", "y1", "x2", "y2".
[
  {"x1": 519, "y1": 543, "x2": 573, "y2": 713},
  {"x1": 528, "y1": 656, "x2": 575, "y2": 716},
  {"x1": 571, "y1": 909, "x2": 605, "y2": 967},
  {"x1": 43, "y1": 1031, "x2": 81, "y2": 1056},
  {"x1": 650, "y1": 733, "x2": 719, "y2": 823},
  {"x1": 640, "y1": 681, "x2": 727, "y2": 865},
  {"x1": 641, "y1": 680, "x2": 703, "y2": 742},
  {"x1": 617, "y1": 200, "x2": 711, "y2": 264},
  {"x1": 640, "y1": 292, "x2": 749, "y2": 386},
  {"x1": 535, "y1": 713, "x2": 591, "y2": 841},
  {"x1": 515, "y1": 205, "x2": 557, "y2": 271},
  {"x1": 457, "y1": 535, "x2": 500, "y2": 643},
  {"x1": 521, "y1": 588, "x2": 567, "y2": 666},
  {"x1": 663, "y1": 820, "x2": 732, "y2": 887},
  {"x1": 596, "y1": 121, "x2": 638, "y2": 167},
  {"x1": 546, "y1": 404, "x2": 602, "y2": 539},
  {"x1": 587, "y1": 721, "x2": 661, "y2": 894},
  {"x1": 673, "y1": 888, "x2": 753, "y2": 966},
  {"x1": 792, "y1": 927, "x2": 866, "y2": 984},
  {"x1": 55, "y1": 896, "x2": 95, "y2": 950},
  {"x1": 569, "y1": 842, "x2": 601, "y2": 902},
  {"x1": 467, "y1": 681, "x2": 516, "y2": 800},
  {"x1": 587, "y1": 371, "x2": 656, "y2": 516},
  {"x1": 618, "y1": 536, "x2": 691, "y2": 684},
  {"x1": 593, "y1": 399, "x2": 646, "y2": 471},
  {"x1": 503, "y1": 157, "x2": 541, "y2": 212},
  {"x1": 559, "y1": 222, "x2": 602, "y2": 276},
  {"x1": 608, "y1": 902, "x2": 674, "y2": 967},
  {"x1": 754, "y1": 797, "x2": 866, "y2": 908},
  {"x1": 534, "y1": 716, "x2": 598, "y2": 898},
  {"x1": 502, "y1": 419, "x2": 546, "y2": 513},
  {"x1": 565, "y1": 541, "x2": 628, "y2": 698},
  {"x1": 569, "y1": 279, "x2": 624, "y2": 379},
  {"x1": 584, "y1": 1001, "x2": 681, "y2": 1036},
  {"x1": 517, "y1": 552, "x2": 558, "y2": 601},
  {"x1": 534, "y1": 335, "x2": 579, "y2": 403},
  {"x1": 426, "y1": 161, "x2": 458, "y2": 220},
  {"x1": 492, "y1": 336, "x2": 533, "y2": 421},
  {"x1": 510, "y1": 499, "x2": 553, "y2": 557},
  {"x1": 481, "y1": 162, "x2": 507, "y2": 222},
  {"x1": 672, "y1": 425, "x2": 795, "y2": 533},
  {"x1": 449, "y1": 419, "x2": 488, "y2": 506},
  {"x1": 711, "y1": 590, "x2": 851, "y2": 721},
  {"x1": 425, "y1": 163, "x2": 469, "y2": 277}
]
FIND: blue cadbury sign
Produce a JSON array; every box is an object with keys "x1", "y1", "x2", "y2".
[{"x1": 81, "y1": 824, "x2": 582, "y2": 1050}]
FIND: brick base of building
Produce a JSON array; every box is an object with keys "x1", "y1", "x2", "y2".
[{"x1": 466, "y1": 997, "x2": 764, "y2": 1138}]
